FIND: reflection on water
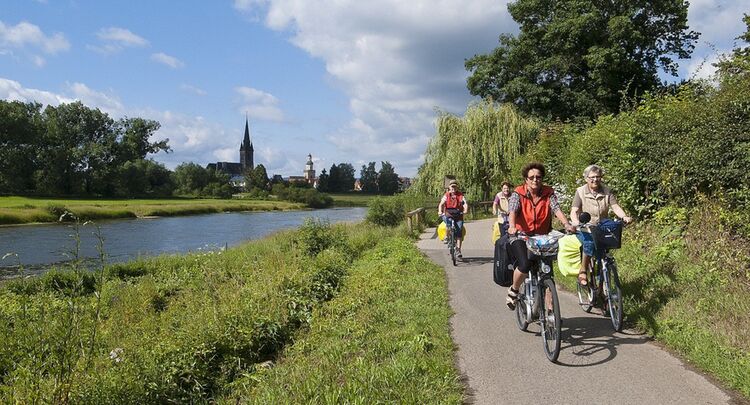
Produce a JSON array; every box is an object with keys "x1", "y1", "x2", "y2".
[{"x1": 0, "y1": 207, "x2": 366, "y2": 276}]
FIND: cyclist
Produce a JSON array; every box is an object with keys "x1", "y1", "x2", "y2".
[
  {"x1": 570, "y1": 164, "x2": 632, "y2": 286},
  {"x1": 506, "y1": 163, "x2": 576, "y2": 310},
  {"x1": 493, "y1": 181, "x2": 512, "y2": 235},
  {"x1": 438, "y1": 179, "x2": 469, "y2": 258}
]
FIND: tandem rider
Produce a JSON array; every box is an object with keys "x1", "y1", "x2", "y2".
[{"x1": 438, "y1": 179, "x2": 469, "y2": 258}]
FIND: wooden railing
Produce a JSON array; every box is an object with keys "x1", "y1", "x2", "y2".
[{"x1": 405, "y1": 207, "x2": 425, "y2": 233}]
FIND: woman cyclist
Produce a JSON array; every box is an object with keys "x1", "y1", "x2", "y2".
[
  {"x1": 438, "y1": 179, "x2": 469, "y2": 258},
  {"x1": 506, "y1": 163, "x2": 575, "y2": 309},
  {"x1": 570, "y1": 164, "x2": 632, "y2": 286}
]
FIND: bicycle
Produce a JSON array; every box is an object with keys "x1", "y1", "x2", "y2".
[
  {"x1": 444, "y1": 216, "x2": 459, "y2": 266},
  {"x1": 575, "y1": 218, "x2": 625, "y2": 332},
  {"x1": 513, "y1": 230, "x2": 565, "y2": 362}
]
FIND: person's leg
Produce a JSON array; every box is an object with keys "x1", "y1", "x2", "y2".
[
  {"x1": 507, "y1": 239, "x2": 530, "y2": 309},
  {"x1": 576, "y1": 231, "x2": 595, "y2": 285},
  {"x1": 456, "y1": 219, "x2": 464, "y2": 252}
]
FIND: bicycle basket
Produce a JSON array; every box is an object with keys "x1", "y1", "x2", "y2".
[
  {"x1": 526, "y1": 231, "x2": 563, "y2": 256},
  {"x1": 592, "y1": 220, "x2": 622, "y2": 250}
]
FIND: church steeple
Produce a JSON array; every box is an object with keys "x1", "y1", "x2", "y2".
[{"x1": 240, "y1": 116, "x2": 254, "y2": 171}]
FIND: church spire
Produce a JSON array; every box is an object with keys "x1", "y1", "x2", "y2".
[{"x1": 240, "y1": 115, "x2": 254, "y2": 170}]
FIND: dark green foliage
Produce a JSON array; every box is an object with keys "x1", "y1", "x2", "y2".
[
  {"x1": 466, "y1": 0, "x2": 699, "y2": 120},
  {"x1": 327, "y1": 163, "x2": 356, "y2": 192},
  {"x1": 271, "y1": 184, "x2": 333, "y2": 208},
  {"x1": 297, "y1": 218, "x2": 340, "y2": 256},
  {"x1": 0, "y1": 100, "x2": 170, "y2": 196},
  {"x1": 366, "y1": 196, "x2": 405, "y2": 227},
  {"x1": 377, "y1": 161, "x2": 400, "y2": 195},
  {"x1": 245, "y1": 164, "x2": 270, "y2": 191},
  {"x1": 359, "y1": 162, "x2": 378, "y2": 193},
  {"x1": 316, "y1": 169, "x2": 329, "y2": 192},
  {"x1": 172, "y1": 163, "x2": 233, "y2": 198}
]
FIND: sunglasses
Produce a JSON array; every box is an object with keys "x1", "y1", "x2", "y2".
[
  {"x1": 587, "y1": 176, "x2": 602, "y2": 180},
  {"x1": 526, "y1": 175, "x2": 543, "y2": 180}
]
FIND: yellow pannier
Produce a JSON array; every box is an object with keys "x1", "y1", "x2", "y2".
[{"x1": 557, "y1": 234, "x2": 582, "y2": 277}]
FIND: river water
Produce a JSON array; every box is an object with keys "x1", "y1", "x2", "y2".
[{"x1": 0, "y1": 207, "x2": 366, "y2": 276}]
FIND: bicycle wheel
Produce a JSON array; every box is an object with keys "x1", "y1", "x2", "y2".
[
  {"x1": 604, "y1": 261, "x2": 624, "y2": 332},
  {"x1": 540, "y1": 278, "x2": 562, "y2": 362},
  {"x1": 515, "y1": 293, "x2": 529, "y2": 331},
  {"x1": 449, "y1": 233, "x2": 457, "y2": 266},
  {"x1": 577, "y1": 263, "x2": 595, "y2": 313}
]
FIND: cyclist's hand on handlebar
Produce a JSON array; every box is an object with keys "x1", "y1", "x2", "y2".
[
  {"x1": 564, "y1": 223, "x2": 577, "y2": 234},
  {"x1": 623, "y1": 216, "x2": 633, "y2": 225}
]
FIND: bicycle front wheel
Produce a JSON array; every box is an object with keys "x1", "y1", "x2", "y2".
[
  {"x1": 604, "y1": 261, "x2": 623, "y2": 332},
  {"x1": 449, "y1": 234, "x2": 457, "y2": 266},
  {"x1": 515, "y1": 293, "x2": 530, "y2": 331},
  {"x1": 540, "y1": 278, "x2": 562, "y2": 362}
]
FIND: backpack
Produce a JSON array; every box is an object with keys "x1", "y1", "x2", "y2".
[{"x1": 493, "y1": 232, "x2": 513, "y2": 287}]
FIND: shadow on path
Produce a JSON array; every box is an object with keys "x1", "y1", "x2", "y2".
[{"x1": 557, "y1": 316, "x2": 650, "y2": 367}]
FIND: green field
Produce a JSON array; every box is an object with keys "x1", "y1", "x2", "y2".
[
  {"x1": 0, "y1": 196, "x2": 305, "y2": 225},
  {"x1": 329, "y1": 192, "x2": 378, "y2": 207}
]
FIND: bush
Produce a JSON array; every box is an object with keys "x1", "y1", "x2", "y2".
[{"x1": 366, "y1": 196, "x2": 405, "y2": 227}]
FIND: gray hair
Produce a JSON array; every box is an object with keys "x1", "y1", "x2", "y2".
[{"x1": 583, "y1": 164, "x2": 603, "y2": 178}]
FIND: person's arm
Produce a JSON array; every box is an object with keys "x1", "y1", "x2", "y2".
[
  {"x1": 570, "y1": 189, "x2": 582, "y2": 225},
  {"x1": 438, "y1": 197, "x2": 445, "y2": 217},
  {"x1": 462, "y1": 197, "x2": 469, "y2": 215},
  {"x1": 507, "y1": 192, "x2": 519, "y2": 234},
  {"x1": 611, "y1": 203, "x2": 632, "y2": 224},
  {"x1": 492, "y1": 194, "x2": 500, "y2": 215}
]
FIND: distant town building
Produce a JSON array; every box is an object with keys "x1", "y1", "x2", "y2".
[
  {"x1": 207, "y1": 118, "x2": 254, "y2": 187},
  {"x1": 304, "y1": 154, "x2": 315, "y2": 184},
  {"x1": 398, "y1": 177, "x2": 412, "y2": 191}
]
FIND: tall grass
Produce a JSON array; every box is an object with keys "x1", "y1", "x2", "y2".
[
  {"x1": 2, "y1": 218, "x2": 456, "y2": 402},
  {"x1": 222, "y1": 237, "x2": 464, "y2": 403}
]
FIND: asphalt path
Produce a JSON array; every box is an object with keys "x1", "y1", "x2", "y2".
[{"x1": 417, "y1": 218, "x2": 739, "y2": 404}]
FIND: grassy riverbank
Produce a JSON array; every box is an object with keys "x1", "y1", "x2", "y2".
[
  {"x1": 0, "y1": 220, "x2": 463, "y2": 403},
  {"x1": 555, "y1": 204, "x2": 750, "y2": 399},
  {"x1": 328, "y1": 192, "x2": 378, "y2": 207},
  {"x1": 0, "y1": 196, "x2": 305, "y2": 225}
]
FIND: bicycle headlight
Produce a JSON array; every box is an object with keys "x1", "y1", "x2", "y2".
[{"x1": 541, "y1": 263, "x2": 552, "y2": 274}]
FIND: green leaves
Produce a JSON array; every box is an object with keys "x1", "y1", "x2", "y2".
[{"x1": 466, "y1": 0, "x2": 699, "y2": 120}]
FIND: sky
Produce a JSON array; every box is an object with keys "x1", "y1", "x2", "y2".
[{"x1": 1, "y1": 1, "x2": 748, "y2": 178}]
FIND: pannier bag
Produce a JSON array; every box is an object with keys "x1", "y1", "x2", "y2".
[
  {"x1": 592, "y1": 219, "x2": 622, "y2": 250},
  {"x1": 493, "y1": 233, "x2": 513, "y2": 286},
  {"x1": 491, "y1": 221, "x2": 509, "y2": 244},
  {"x1": 437, "y1": 221, "x2": 466, "y2": 241},
  {"x1": 557, "y1": 234, "x2": 582, "y2": 277}
]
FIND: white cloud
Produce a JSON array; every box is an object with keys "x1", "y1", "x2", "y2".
[
  {"x1": 151, "y1": 52, "x2": 184, "y2": 69},
  {"x1": 65, "y1": 82, "x2": 124, "y2": 115},
  {"x1": 237, "y1": 0, "x2": 514, "y2": 175},
  {"x1": 180, "y1": 84, "x2": 207, "y2": 96},
  {"x1": 235, "y1": 86, "x2": 284, "y2": 122},
  {"x1": 90, "y1": 27, "x2": 148, "y2": 54},
  {"x1": 0, "y1": 20, "x2": 70, "y2": 66},
  {"x1": 683, "y1": 1, "x2": 748, "y2": 77},
  {"x1": 0, "y1": 77, "x2": 74, "y2": 105}
]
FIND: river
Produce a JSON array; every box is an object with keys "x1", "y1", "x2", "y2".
[{"x1": 0, "y1": 207, "x2": 366, "y2": 276}]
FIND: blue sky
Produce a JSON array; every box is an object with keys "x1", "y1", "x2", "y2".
[{"x1": 1, "y1": 1, "x2": 747, "y2": 177}]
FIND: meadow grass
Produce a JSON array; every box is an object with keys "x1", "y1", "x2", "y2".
[
  {"x1": 0, "y1": 219, "x2": 463, "y2": 403},
  {"x1": 222, "y1": 236, "x2": 464, "y2": 404},
  {"x1": 555, "y1": 205, "x2": 750, "y2": 399},
  {"x1": 0, "y1": 196, "x2": 304, "y2": 225},
  {"x1": 329, "y1": 192, "x2": 378, "y2": 207}
]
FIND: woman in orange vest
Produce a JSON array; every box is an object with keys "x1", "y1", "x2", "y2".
[
  {"x1": 438, "y1": 179, "x2": 469, "y2": 258},
  {"x1": 505, "y1": 162, "x2": 575, "y2": 310}
]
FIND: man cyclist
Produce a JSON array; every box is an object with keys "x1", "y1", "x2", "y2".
[{"x1": 438, "y1": 179, "x2": 469, "y2": 258}]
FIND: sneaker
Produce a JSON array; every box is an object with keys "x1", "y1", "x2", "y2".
[{"x1": 456, "y1": 248, "x2": 462, "y2": 258}]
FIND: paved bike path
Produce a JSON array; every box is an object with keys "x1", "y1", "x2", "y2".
[{"x1": 417, "y1": 218, "x2": 737, "y2": 404}]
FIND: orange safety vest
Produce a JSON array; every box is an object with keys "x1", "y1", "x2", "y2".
[
  {"x1": 444, "y1": 192, "x2": 465, "y2": 218},
  {"x1": 513, "y1": 184, "x2": 553, "y2": 235}
]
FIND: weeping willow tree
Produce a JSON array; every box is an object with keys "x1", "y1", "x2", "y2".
[{"x1": 412, "y1": 100, "x2": 539, "y2": 201}]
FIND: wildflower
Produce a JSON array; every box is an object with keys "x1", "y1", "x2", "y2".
[{"x1": 109, "y1": 347, "x2": 124, "y2": 363}]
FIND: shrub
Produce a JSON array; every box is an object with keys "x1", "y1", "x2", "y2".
[{"x1": 366, "y1": 196, "x2": 405, "y2": 227}]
